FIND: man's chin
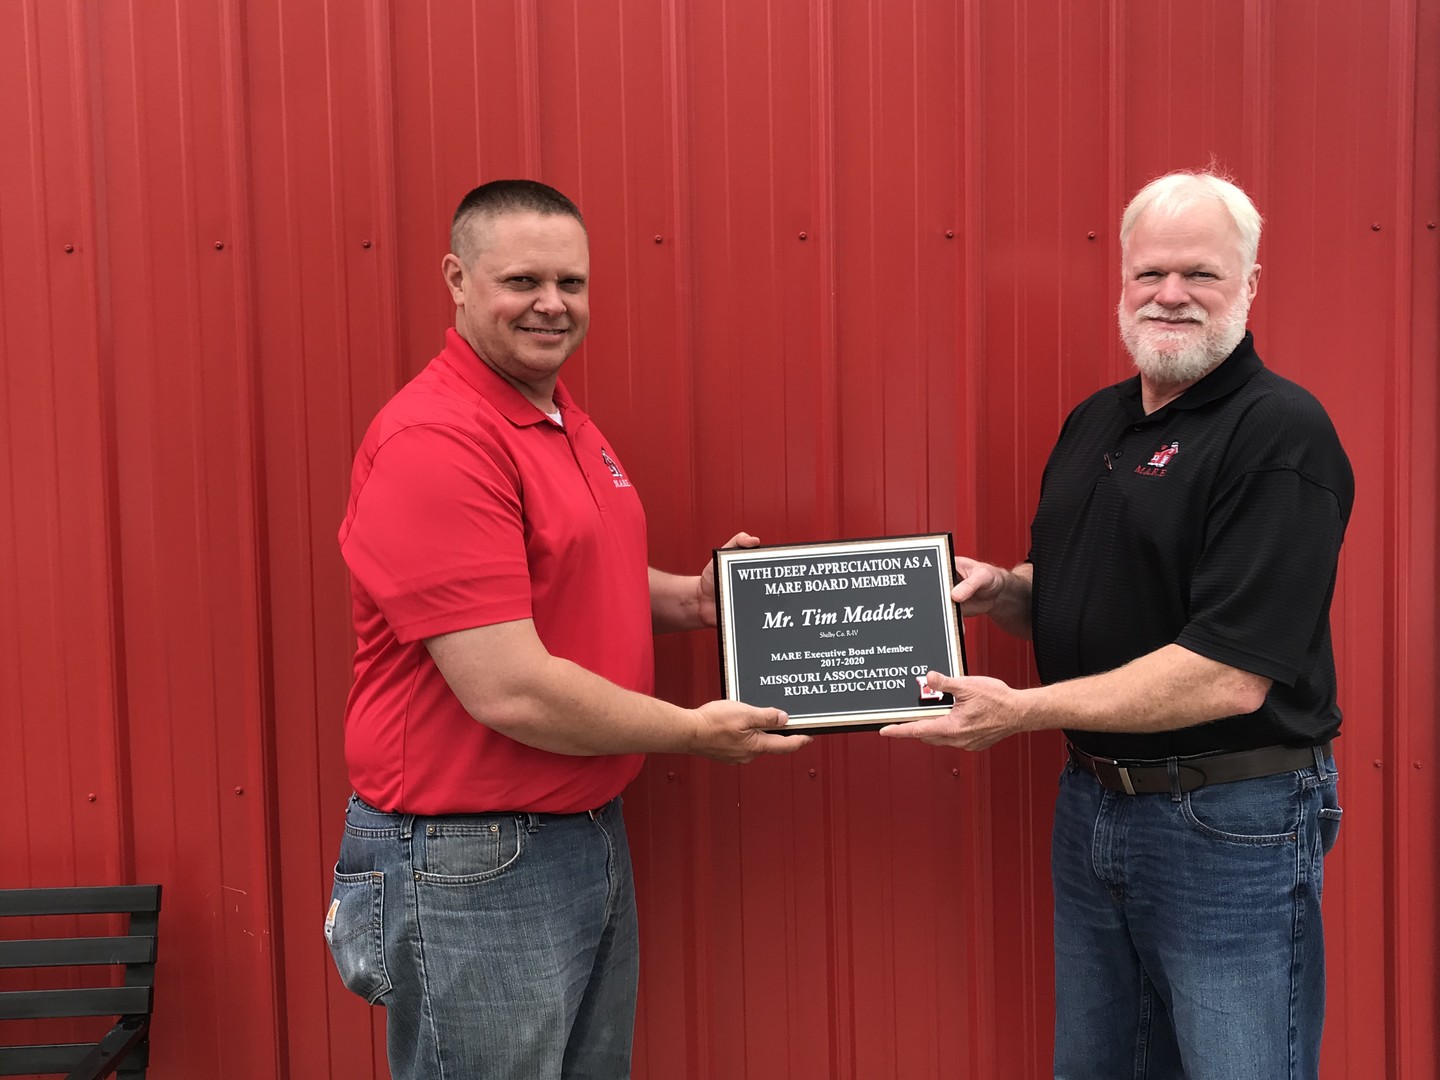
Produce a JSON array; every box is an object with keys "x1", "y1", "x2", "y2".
[{"x1": 1129, "y1": 347, "x2": 1217, "y2": 386}]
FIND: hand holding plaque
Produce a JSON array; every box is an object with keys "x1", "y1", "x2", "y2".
[{"x1": 713, "y1": 534, "x2": 967, "y2": 733}]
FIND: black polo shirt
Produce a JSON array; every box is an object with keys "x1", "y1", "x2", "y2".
[{"x1": 1028, "y1": 333, "x2": 1353, "y2": 759}]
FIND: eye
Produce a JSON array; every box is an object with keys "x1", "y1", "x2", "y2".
[
  {"x1": 506, "y1": 275, "x2": 536, "y2": 287},
  {"x1": 1136, "y1": 271, "x2": 1162, "y2": 282},
  {"x1": 1188, "y1": 271, "x2": 1217, "y2": 281},
  {"x1": 559, "y1": 277, "x2": 587, "y2": 291}
]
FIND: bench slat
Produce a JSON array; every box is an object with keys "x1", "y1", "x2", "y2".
[
  {"x1": 0, "y1": 936, "x2": 156, "y2": 969},
  {"x1": 0, "y1": 1042, "x2": 90, "y2": 1076},
  {"x1": 0, "y1": 985, "x2": 152, "y2": 1021},
  {"x1": 0, "y1": 887, "x2": 161, "y2": 918}
]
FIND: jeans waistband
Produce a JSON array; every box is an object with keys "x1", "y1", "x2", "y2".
[
  {"x1": 1067, "y1": 741, "x2": 1333, "y2": 795},
  {"x1": 351, "y1": 793, "x2": 617, "y2": 822}
]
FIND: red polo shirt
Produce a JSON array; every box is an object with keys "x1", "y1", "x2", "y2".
[{"x1": 338, "y1": 330, "x2": 650, "y2": 814}]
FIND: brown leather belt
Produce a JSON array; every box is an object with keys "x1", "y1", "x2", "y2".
[{"x1": 1067, "y1": 741, "x2": 1332, "y2": 795}]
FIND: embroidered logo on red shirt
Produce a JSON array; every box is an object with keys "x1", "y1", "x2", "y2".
[
  {"x1": 1134, "y1": 440, "x2": 1179, "y2": 477},
  {"x1": 601, "y1": 448, "x2": 633, "y2": 488}
]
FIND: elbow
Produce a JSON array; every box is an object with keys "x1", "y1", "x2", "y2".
[
  {"x1": 1227, "y1": 671, "x2": 1273, "y2": 716},
  {"x1": 463, "y1": 694, "x2": 540, "y2": 741}
]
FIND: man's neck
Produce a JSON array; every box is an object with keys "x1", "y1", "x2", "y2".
[{"x1": 1139, "y1": 376, "x2": 1198, "y2": 415}]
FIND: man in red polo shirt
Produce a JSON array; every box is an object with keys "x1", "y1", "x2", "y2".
[{"x1": 324, "y1": 179, "x2": 809, "y2": 1080}]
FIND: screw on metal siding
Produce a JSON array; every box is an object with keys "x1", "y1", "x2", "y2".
[
  {"x1": 808, "y1": 769, "x2": 818, "y2": 779},
  {"x1": 798, "y1": 231, "x2": 808, "y2": 240},
  {"x1": 361, "y1": 239, "x2": 372, "y2": 249},
  {"x1": 87, "y1": 793, "x2": 97, "y2": 802},
  {"x1": 654, "y1": 235, "x2": 663, "y2": 244},
  {"x1": 214, "y1": 241, "x2": 225, "y2": 250},
  {"x1": 1373, "y1": 759, "x2": 1383, "y2": 767},
  {"x1": 945, "y1": 230, "x2": 955, "y2": 239},
  {"x1": 64, "y1": 244, "x2": 75, "y2": 253},
  {"x1": 1087, "y1": 232, "x2": 1097, "y2": 240},
  {"x1": 1371, "y1": 222, "x2": 1381, "y2": 231},
  {"x1": 1429, "y1": 222, "x2": 1437, "y2": 230},
  {"x1": 666, "y1": 771, "x2": 677, "y2": 781},
  {"x1": 234, "y1": 786, "x2": 244, "y2": 795},
  {"x1": 952, "y1": 768, "x2": 960, "y2": 777}
]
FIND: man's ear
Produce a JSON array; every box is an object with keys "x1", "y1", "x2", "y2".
[
  {"x1": 441, "y1": 253, "x2": 466, "y2": 303},
  {"x1": 1246, "y1": 263, "x2": 1262, "y2": 303}
]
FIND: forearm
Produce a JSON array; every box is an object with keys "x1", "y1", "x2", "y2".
[
  {"x1": 1016, "y1": 644, "x2": 1271, "y2": 735},
  {"x1": 649, "y1": 567, "x2": 706, "y2": 633},
  {"x1": 984, "y1": 563, "x2": 1035, "y2": 640},
  {"x1": 428, "y1": 624, "x2": 703, "y2": 755}
]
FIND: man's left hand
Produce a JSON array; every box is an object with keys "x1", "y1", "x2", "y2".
[
  {"x1": 877, "y1": 670, "x2": 1025, "y2": 750},
  {"x1": 697, "y1": 531, "x2": 761, "y2": 628}
]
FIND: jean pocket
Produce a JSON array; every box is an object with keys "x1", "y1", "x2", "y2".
[
  {"x1": 325, "y1": 869, "x2": 392, "y2": 1004},
  {"x1": 1179, "y1": 771, "x2": 1304, "y2": 845},
  {"x1": 415, "y1": 816, "x2": 525, "y2": 883},
  {"x1": 1318, "y1": 806, "x2": 1343, "y2": 855}
]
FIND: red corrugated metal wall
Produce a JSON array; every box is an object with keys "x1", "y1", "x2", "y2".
[{"x1": 3, "y1": 0, "x2": 1436, "y2": 1077}]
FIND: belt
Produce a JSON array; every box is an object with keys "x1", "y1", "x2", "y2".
[{"x1": 1067, "y1": 741, "x2": 1332, "y2": 795}]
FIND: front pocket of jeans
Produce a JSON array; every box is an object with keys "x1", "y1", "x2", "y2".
[
  {"x1": 1179, "y1": 772, "x2": 1303, "y2": 845},
  {"x1": 325, "y1": 870, "x2": 392, "y2": 1003},
  {"x1": 414, "y1": 817, "x2": 524, "y2": 884}
]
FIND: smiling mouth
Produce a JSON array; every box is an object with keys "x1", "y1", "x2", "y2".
[{"x1": 518, "y1": 327, "x2": 568, "y2": 336}]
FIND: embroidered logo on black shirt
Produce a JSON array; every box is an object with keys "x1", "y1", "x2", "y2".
[{"x1": 1134, "y1": 440, "x2": 1179, "y2": 477}]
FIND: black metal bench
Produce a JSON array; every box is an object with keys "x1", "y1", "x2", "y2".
[{"x1": 0, "y1": 885, "x2": 161, "y2": 1080}]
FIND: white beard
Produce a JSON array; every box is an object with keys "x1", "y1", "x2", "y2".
[{"x1": 1118, "y1": 290, "x2": 1251, "y2": 386}]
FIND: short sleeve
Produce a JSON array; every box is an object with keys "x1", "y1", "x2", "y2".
[
  {"x1": 341, "y1": 423, "x2": 533, "y2": 642},
  {"x1": 1177, "y1": 466, "x2": 1346, "y2": 685}
]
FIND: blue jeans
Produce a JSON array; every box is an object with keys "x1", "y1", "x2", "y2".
[
  {"x1": 1052, "y1": 752, "x2": 1342, "y2": 1080},
  {"x1": 325, "y1": 794, "x2": 639, "y2": 1080}
]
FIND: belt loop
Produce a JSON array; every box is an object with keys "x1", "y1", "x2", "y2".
[
  {"x1": 398, "y1": 814, "x2": 415, "y2": 841},
  {"x1": 524, "y1": 813, "x2": 542, "y2": 834},
  {"x1": 1166, "y1": 758, "x2": 1182, "y2": 801},
  {"x1": 1312, "y1": 744, "x2": 1329, "y2": 781}
]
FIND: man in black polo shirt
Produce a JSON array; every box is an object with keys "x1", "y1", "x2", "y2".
[{"x1": 882, "y1": 171, "x2": 1352, "y2": 1080}]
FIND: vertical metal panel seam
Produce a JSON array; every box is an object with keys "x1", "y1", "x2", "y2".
[
  {"x1": 616, "y1": 0, "x2": 636, "y2": 402},
  {"x1": 517, "y1": 0, "x2": 541, "y2": 173},
  {"x1": 1104, "y1": 0, "x2": 1125, "y2": 377},
  {"x1": 1385, "y1": 0, "x2": 1422, "y2": 1073},
  {"x1": 75, "y1": 0, "x2": 137, "y2": 886},
  {"x1": 959, "y1": 0, "x2": 999, "y2": 1070},
  {"x1": 807, "y1": 1, "x2": 847, "y2": 1069},
  {"x1": 1241, "y1": 0, "x2": 1271, "y2": 217},
  {"x1": 657, "y1": 0, "x2": 707, "y2": 1056},
  {"x1": 812, "y1": 0, "x2": 840, "y2": 539},
  {"x1": 36, "y1": 0, "x2": 84, "y2": 866},
  {"x1": 217, "y1": 0, "x2": 291, "y2": 1073}
]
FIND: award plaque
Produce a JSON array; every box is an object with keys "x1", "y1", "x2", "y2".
[{"x1": 713, "y1": 534, "x2": 966, "y2": 733}]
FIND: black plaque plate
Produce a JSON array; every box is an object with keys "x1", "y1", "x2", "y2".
[{"x1": 713, "y1": 534, "x2": 966, "y2": 733}]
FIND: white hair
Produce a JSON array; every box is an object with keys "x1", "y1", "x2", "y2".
[{"x1": 1119, "y1": 171, "x2": 1263, "y2": 270}]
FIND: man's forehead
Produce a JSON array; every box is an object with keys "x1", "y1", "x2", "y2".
[
  {"x1": 466, "y1": 210, "x2": 588, "y2": 257},
  {"x1": 1126, "y1": 202, "x2": 1242, "y2": 262}
]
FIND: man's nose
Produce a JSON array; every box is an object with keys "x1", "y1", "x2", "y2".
[
  {"x1": 532, "y1": 284, "x2": 565, "y2": 314},
  {"x1": 1154, "y1": 272, "x2": 1188, "y2": 306}
]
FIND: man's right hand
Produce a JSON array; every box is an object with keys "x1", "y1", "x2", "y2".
[
  {"x1": 951, "y1": 557, "x2": 1034, "y2": 640},
  {"x1": 951, "y1": 556, "x2": 1011, "y2": 615},
  {"x1": 690, "y1": 701, "x2": 812, "y2": 763}
]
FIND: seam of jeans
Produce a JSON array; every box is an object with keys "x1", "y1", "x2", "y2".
[
  {"x1": 408, "y1": 826, "x2": 449, "y2": 1080},
  {"x1": 1134, "y1": 974, "x2": 1153, "y2": 1080}
]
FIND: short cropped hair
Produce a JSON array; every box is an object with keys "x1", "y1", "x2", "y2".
[
  {"x1": 1119, "y1": 171, "x2": 1263, "y2": 270},
  {"x1": 450, "y1": 179, "x2": 585, "y2": 264}
]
